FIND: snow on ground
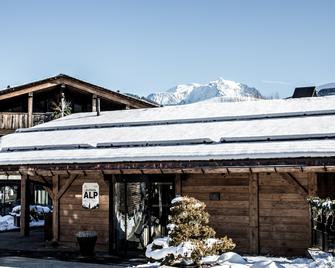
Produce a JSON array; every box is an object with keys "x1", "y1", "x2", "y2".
[
  {"x1": 11, "y1": 205, "x2": 51, "y2": 216},
  {"x1": 139, "y1": 252, "x2": 335, "y2": 268},
  {"x1": 0, "y1": 205, "x2": 50, "y2": 231},
  {"x1": 0, "y1": 214, "x2": 45, "y2": 231}
]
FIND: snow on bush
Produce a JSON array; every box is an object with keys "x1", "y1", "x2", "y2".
[{"x1": 146, "y1": 196, "x2": 235, "y2": 265}]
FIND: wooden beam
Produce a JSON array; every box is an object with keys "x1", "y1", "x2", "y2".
[
  {"x1": 275, "y1": 167, "x2": 303, "y2": 173},
  {"x1": 175, "y1": 174, "x2": 182, "y2": 196},
  {"x1": 56, "y1": 175, "x2": 78, "y2": 200},
  {"x1": 0, "y1": 82, "x2": 58, "y2": 101},
  {"x1": 308, "y1": 173, "x2": 317, "y2": 197},
  {"x1": 96, "y1": 97, "x2": 101, "y2": 116},
  {"x1": 92, "y1": 94, "x2": 97, "y2": 112},
  {"x1": 302, "y1": 166, "x2": 326, "y2": 173},
  {"x1": 20, "y1": 175, "x2": 30, "y2": 236},
  {"x1": 27, "y1": 92, "x2": 33, "y2": 128},
  {"x1": 307, "y1": 173, "x2": 317, "y2": 246},
  {"x1": 43, "y1": 186, "x2": 54, "y2": 200},
  {"x1": 58, "y1": 78, "x2": 147, "y2": 108},
  {"x1": 52, "y1": 175, "x2": 59, "y2": 241},
  {"x1": 249, "y1": 174, "x2": 259, "y2": 255},
  {"x1": 280, "y1": 173, "x2": 308, "y2": 198}
]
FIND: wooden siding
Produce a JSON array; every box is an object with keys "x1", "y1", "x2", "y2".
[
  {"x1": 182, "y1": 173, "x2": 251, "y2": 253},
  {"x1": 0, "y1": 112, "x2": 52, "y2": 130},
  {"x1": 181, "y1": 172, "x2": 311, "y2": 256},
  {"x1": 59, "y1": 174, "x2": 109, "y2": 250},
  {"x1": 258, "y1": 172, "x2": 310, "y2": 256}
]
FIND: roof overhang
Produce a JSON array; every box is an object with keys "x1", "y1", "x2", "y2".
[
  {"x1": 1, "y1": 157, "x2": 335, "y2": 176},
  {"x1": 0, "y1": 74, "x2": 158, "y2": 108}
]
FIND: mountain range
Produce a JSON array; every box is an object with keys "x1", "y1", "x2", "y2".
[{"x1": 147, "y1": 78, "x2": 264, "y2": 106}]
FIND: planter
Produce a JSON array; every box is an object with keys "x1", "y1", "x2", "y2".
[{"x1": 76, "y1": 231, "x2": 97, "y2": 256}]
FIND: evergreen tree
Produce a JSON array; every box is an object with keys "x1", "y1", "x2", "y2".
[{"x1": 165, "y1": 196, "x2": 235, "y2": 265}]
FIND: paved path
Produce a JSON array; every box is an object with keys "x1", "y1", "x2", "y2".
[
  {"x1": 0, "y1": 257, "x2": 130, "y2": 268},
  {"x1": 0, "y1": 229, "x2": 146, "y2": 267}
]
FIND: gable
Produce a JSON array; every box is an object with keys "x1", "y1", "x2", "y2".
[{"x1": 0, "y1": 74, "x2": 157, "y2": 109}]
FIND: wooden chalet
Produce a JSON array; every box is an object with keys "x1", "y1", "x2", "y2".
[
  {"x1": 0, "y1": 74, "x2": 157, "y2": 137},
  {"x1": 0, "y1": 74, "x2": 156, "y2": 216},
  {"x1": 0, "y1": 96, "x2": 335, "y2": 256}
]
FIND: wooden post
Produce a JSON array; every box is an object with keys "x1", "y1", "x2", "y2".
[
  {"x1": 52, "y1": 175, "x2": 59, "y2": 241},
  {"x1": 308, "y1": 173, "x2": 317, "y2": 246},
  {"x1": 92, "y1": 94, "x2": 97, "y2": 112},
  {"x1": 249, "y1": 173, "x2": 259, "y2": 255},
  {"x1": 27, "y1": 92, "x2": 33, "y2": 127},
  {"x1": 109, "y1": 175, "x2": 116, "y2": 254},
  {"x1": 96, "y1": 97, "x2": 101, "y2": 116},
  {"x1": 308, "y1": 173, "x2": 317, "y2": 196},
  {"x1": 20, "y1": 175, "x2": 30, "y2": 236},
  {"x1": 175, "y1": 174, "x2": 182, "y2": 196}
]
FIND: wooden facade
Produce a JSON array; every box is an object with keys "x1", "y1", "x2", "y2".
[
  {"x1": 11, "y1": 163, "x2": 333, "y2": 257},
  {"x1": 0, "y1": 74, "x2": 156, "y2": 136}
]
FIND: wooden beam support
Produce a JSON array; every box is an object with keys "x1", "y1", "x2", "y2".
[
  {"x1": 280, "y1": 173, "x2": 308, "y2": 198},
  {"x1": 308, "y1": 173, "x2": 317, "y2": 197},
  {"x1": 96, "y1": 97, "x2": 101, "y2": 116},
  {"x1": 249, "y1": 174, "x2": 259, "y2": 255},
  {"x1": 20, "y1": 175, "x2": 30, "y2": 236},
  {"x1": 27, "y1": 92, "x2": 33, "y2": 128},
  {"x1": 58, "y1": 78, "x2": 148, "y2": 109},
  {"x1": 92, "y1": 94, "x2": 97, "y2": 112},
  {"x1": 175, "y1": 174, "x2": 182, "y2": 196},
  {"x1": 43, "y1": 186, "x2": 54, "y2": 200},
  {"x1": 0, "y1": 82, "x2": 57, "y2": 101},
  {"x1": 56, "y1": 175, "x2": 78, "y2": 200},
  {"x1": 52, "y1": 175, "x2": 59, "y2": 241}
]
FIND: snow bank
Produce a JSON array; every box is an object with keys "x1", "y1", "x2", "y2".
[
  {"x1": 145, "y1": 237, "x2": 194, "y2": 261},
  {"x1": 0, "y1": 215, "x2": 15, "y2": 231},
  {"x1": 143, "y1": 250, "x2": 335, "y2": 267},
  {"x1": 11, "y1": 205, "x2": 51, "y2": 216},
  {"x1": 0, "y1": 214, "x2": 45, "y2": 232}
]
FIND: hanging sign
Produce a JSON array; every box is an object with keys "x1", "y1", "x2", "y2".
[{"x1": 82, "y1": 183, "x2": 99, "y2": 209}]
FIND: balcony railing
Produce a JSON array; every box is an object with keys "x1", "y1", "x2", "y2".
[{"x1": 0, "y1": 112, "x2": 53, "y2": 130}]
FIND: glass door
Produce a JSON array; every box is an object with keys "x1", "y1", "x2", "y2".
[{"x1": 113, "y1": 175, "x2": 174, "y2": 255}]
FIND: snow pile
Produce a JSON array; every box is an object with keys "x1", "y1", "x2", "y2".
[
  {"x1": 143, "y1": 251, "x2": 335, "y2": 267},
  {"x1": 0, "y1": 215, "x2": 15, "y2": 231},
  {"x1": 147, "y1": 78, "x2": 263, "y2": 105},
  {"x1": 10, "y1": 205, "x2": 51, "y2": 216},
  {"x1": 0, "y1": 214, "x2": 44, "y2": 231},
  {"x1": 145, "y1": 237, "x2": 194, "y2": 261}
]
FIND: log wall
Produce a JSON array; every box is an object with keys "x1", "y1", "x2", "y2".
[
  {"x1": 258, "y1": 172, "x2": 309, "y2": 256},
  {"x1": 182, "y1": 172, "x2": 311, "y2": 256},
  {"x1": 182, "y1": 173, "x2": 251, "y2": 253},
  {"x1": 58, "y1": 174, "x2": 109, "y2": 250}
]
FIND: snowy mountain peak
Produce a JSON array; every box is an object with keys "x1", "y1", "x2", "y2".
[{"x1": 147, "y1": 78, "x2": 263, "y2": 106}]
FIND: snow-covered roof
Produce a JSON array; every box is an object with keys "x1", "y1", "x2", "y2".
[{"x1": 1, "y1": 96, "x2": 335, "y2": 166}]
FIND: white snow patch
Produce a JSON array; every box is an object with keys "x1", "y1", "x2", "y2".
[
  {"x1": 142, "y1": 250, "x2": 334, "y2": 267},
  {"x1": 0, "y1": 215, "x2": 44, "y2": 231}
]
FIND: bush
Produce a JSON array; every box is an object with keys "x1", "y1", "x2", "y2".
[{"x1": 146, "y1": 196, "x2": 235, "y2": 266}]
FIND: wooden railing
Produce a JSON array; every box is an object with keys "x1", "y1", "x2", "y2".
[{"x1": 0, "y1": 112, "x2": 53, "y2": 130}]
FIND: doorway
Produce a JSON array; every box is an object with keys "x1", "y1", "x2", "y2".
[{"x1": 111, "y1": 175, "x2": 175, "y2": 256}]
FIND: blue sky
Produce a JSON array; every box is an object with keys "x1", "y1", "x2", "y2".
[{"x1": 0, "y1": 1, "x2": 334, "y2": 97}]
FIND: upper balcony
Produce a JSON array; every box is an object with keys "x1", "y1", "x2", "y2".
[{"x1": 0, "y1": 112, "x2": 53, "y2": 135}]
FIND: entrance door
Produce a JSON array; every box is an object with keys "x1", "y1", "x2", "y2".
[{"x1": 112, "y1": 175, "x2": 174, "y2": 255}]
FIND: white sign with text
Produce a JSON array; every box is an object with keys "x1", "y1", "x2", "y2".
[{"x1": 82, "y1": 183, "x2": 99, "y2": 209}]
